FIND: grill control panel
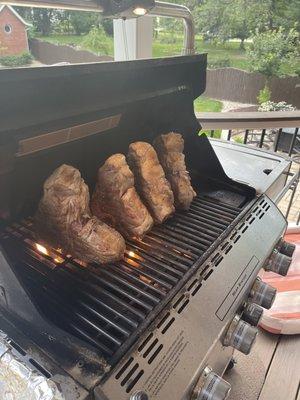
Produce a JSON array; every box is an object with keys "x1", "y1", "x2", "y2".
[
  {"x1": 96, "y1": 196, "x2": 287, "y2": 400},
  {"x1": 250, "y1": 278, "x2": 277, "y2": 309},
  {"x1": 192, "y1": 367, "x2": 231, "y2": 400},
  {"x1": 223, "y1": 315, "x2": 258, "y2": 355},
  {"x1": 278, "y1": 240, "x2": 296, "y2": 257},
  {"x1": 265, "y1": 248, "x2": 292, "y2": 276},
  {"x1": 242, "y1": 303, "x2": 263, "y2": 326}
]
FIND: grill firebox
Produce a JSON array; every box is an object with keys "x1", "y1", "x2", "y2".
[{"x1": 0, "y1": 191, "x2": 245, "y2": 367}]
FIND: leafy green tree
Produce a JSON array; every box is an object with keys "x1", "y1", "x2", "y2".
[
  {"x1": 247, "y1": 28, "x2": 299, "y2": 77},
  {"x1": 194, "y1": 0, "x2": 299, "y2": 46},
  {"x1": 69, "y1": 11, "x2": 99, "y2": 35},
  {"x1": 32, "y1": 8, "x2": 54, "y2": 36},
  {"x1": 101, "y1": 18, "x2": 113, "y2": 36}
]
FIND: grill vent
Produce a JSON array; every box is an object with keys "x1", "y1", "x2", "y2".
[
  {"x1": 138, "y1": 333, "x2": 153, "y2": 352},
  {"x1": 126, "y1": 369, "x2": 144, "y2": 393},
  {"x1": 115, "y1": 357, "x2": 134, "y2": 380},
  {"x1": 120, "y1": 363, "x2": 139, "y2": 386},
  {"x1": 143, "y1": 339, "x2": 158, "y2": 358}
]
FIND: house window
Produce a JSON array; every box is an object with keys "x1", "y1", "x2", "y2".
[{"x1": 4, "y1": 24, "x2": 12, "y2": 34}]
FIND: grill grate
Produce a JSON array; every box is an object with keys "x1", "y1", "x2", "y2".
[{"x1": 0, "y1": 194, "x2": 241, "y2": 363}]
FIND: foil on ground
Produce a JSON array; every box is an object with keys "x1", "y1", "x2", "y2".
[{"x1": 0, "y1": 332, "x2": 63, "y2": 400}]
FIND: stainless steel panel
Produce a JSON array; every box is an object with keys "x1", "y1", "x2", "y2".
[
  {"x1": 95, "y1": 196, "x2": 287, "y2": 400},
  {"x1": 210, "y1": 139, "x2": 291, "y2": 200}
]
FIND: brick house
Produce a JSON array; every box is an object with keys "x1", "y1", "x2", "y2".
[{"x1": 0, "y1": 5, "x2": 31, "y2": 56}]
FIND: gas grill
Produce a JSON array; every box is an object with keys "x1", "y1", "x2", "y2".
[{"x1": 0, "y1": 54, "x2": 296, "y2": 400}]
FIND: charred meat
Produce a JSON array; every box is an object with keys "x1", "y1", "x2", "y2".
[
  {"x1": 35, "y1": 164, "x2": 125, "y2": 263},
  {"x1": 127, "y1": 141, "x2": 174, "y2": 223},
  {"x1": 153, "y1": 132, "x2": 196, "y2": 210},
  {"x1": 91, "y1": 154, "x2": 153, "y2": 238}
]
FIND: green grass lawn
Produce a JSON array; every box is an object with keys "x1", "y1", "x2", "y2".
[
  {"x1": 194, "y1": 96, "x2": 223, "y2": 113},
  {"x1": 36, "y1": 32, "x2": 298, "y2": 75},
  {"x1": 37, "y1": 33, "x2": 251, "y2": 70},
  {"x1": 194, "y1": 96, "x2": 223, "y2": 138}
]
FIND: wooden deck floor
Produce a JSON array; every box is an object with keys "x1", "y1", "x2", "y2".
[{"x1": 225, "y1": 329, "x2": 300, "y2": 400}]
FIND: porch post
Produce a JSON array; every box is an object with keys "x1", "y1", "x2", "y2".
[{"x1": 113, "y1": 16, "x2": 153, "y2": 61}]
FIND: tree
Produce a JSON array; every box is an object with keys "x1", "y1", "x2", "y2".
[
  {"x1": 194, "y1": 0, "x2": 228, "y2": 42},
  {"x1": 194, "y1": 0, "x2": 299, "y2": 47},
  {"x1": 32, "y1": 8, "x2": 54, "y2": 36},
  {"x1": 247, "y1": 28, "x2": 299, "y2": 77},
  {"x1": 69, "y1": 11, "x2": 99, "y2": 35},
  {"x1": 101, "y1": 18, "x2": 113, "y2": 36}
]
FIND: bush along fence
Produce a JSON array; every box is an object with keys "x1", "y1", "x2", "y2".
[
  {"x1": 205, "y1": 68, "x2": 300, "y2": 109},
  {"x1": 29, "y1": 39, "x2": 113, "y2": 65}
]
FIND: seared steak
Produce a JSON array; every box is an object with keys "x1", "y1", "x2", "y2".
[
  {"x1": 153, "y1": 132, "x2": 196, "y2": 210},
  {"x1": 127, "y1": 141, "x2": 175, "y2": 223},
  {"x1": 91, "y1": 154, "x2": 153, "y2": 238},
  {"x1": 35, "y1": 164, "x2": 125, "y2": 264}
]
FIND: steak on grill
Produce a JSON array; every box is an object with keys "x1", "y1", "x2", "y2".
[
  {"x1": 127, "y1": 141, "x2": 175, "y2": 223},
  {"x1": 91, "y1": 154, "x2": 153, "y2": 238},
  {"x1": 153, "y1": 132, "x2": 196, "y2": 210},
  {"x1": 35, "y1": 164, "x2": 126, "y2": 263}
]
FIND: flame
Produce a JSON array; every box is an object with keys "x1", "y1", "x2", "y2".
[
  {"x1": 54, "y1": 257, "x2": 64, "y2": 264},
  {"x1": 35, "y1": 243, "x2": 49, "y2": 256},
  {"x1": 35, "y1": 243, "x2": 65, "y2": 264},
  {"x1": 128, "y1": 251, "x2": 136, "y2": 258}
]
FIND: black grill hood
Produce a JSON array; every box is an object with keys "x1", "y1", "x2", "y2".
[
  {"x1": 0, "y1": 54, "x2": 206, "y2": 142},
  {"x1": 0, "y1": 54, "x2": 255, "y2": 220}
]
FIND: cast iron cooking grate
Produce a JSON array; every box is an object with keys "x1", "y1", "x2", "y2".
[{"x1": 0, "y1": 194, "x2": 241, "y2": 364}]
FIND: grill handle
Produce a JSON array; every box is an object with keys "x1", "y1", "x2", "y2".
[
  {"x1": 273, "y1": 169, "x2": 299, "y2": 205},
  {"x1": 148, "y1": 1, "x2": 195, "y2": 55}
]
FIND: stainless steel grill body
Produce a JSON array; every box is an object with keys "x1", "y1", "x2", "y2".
[
  {"x1": 0, "y1": 55, "x2": 292, "y2": 400},
  {"x1": 97, "y1": 195, "x2": 286, "y2": 399}
]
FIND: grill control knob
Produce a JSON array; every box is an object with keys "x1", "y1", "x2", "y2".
[
  {"x1": 130, "y1": 391, "x2": 148, "y2": 400},
  {"x1": 279, "y1": 240, "x2": 296, "y2": 257},
  {"x1": 265, "y1": 249, "x2": 292, "y2": 276},
  {"x1": 223, "y1": 316, "x2": 258, "y2": 355},
  {"x1": 250, "y1": 278, "x2": 276, "y2": 309},
  {"x1": 242, "y1": 303, "x2": 263, "y2": 326},
  {"x1": 193, "y1": 368, "x2": 231, "y2": 400}
]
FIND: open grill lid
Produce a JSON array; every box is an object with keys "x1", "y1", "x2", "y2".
[
  {"x1": 0, "y1": 55, "x2": 206, "y2": 143},
  {"x1": 0, "y1": 54, "x2": 255, "y2": 221}
]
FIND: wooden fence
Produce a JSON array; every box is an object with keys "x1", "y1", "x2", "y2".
[
  {"x1": 205, "y1": 68, "x2": 300, "y2": 109},
  {"x1": 30, "y1": 39, "x2": 113, "y2": 65}
]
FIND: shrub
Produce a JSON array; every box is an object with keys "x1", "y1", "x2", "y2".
[
  {"x1": 82, "y1": 26, "x2": 109, "y2": 55},
  {"x1": 247, "y1": 28, "x2": 299, "y2": 77},
  {"x1": 233, "y1": 136, "x2": 244, "y2": 144},
  {"x1": 258, "y1": 101, "x2": 296, "y2": 112},
  {"x1": 0, "y1": 52, "x2": 33, "y2": 67},
  {"x1": 208, "y1": 58, "x2": 231, "y2": 69},
  {"x1": 257, "y1": 84, "x2": 271, "y2": 104}
]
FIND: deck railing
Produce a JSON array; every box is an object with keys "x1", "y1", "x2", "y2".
[{"x1": 196, "y1": 110, "x2": 300, "y2": 225}]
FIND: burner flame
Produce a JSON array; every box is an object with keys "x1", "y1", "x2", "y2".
[
  {"x1": 35, "y1": 243, "x2": 49, "y2": 256},
  {"x1": 35, "y1": 243, "x2": 64, "y2": 264},
  {"x1": 128, "y1": 251, "x2": 135, "y2": 258},
  {"x1": 54, "y1": 257, "x2": 64, "y2": 264}
]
